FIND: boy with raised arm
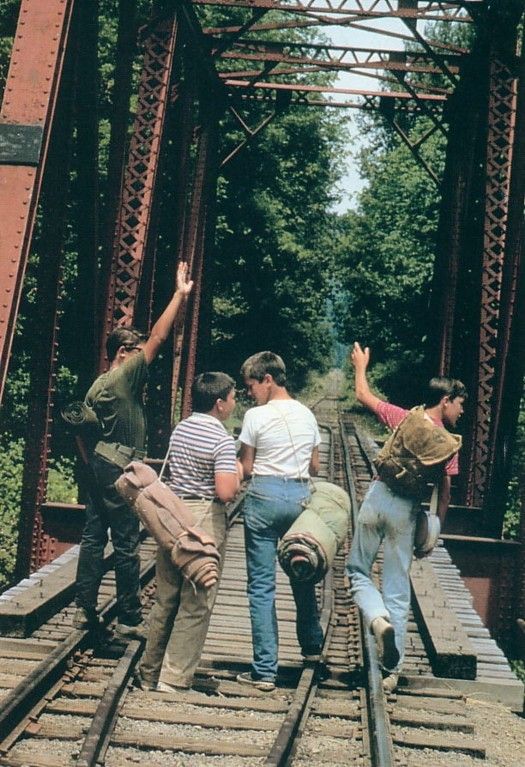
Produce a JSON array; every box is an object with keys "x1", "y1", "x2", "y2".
[
  {"x1": 346, "y1": 342, "x2": 466, "y2": 692},
  {"x1": 73, "y1": 262, "x2": 193, "y2": 639}
]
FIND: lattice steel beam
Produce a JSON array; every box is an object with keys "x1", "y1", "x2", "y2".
[
  {"x1": 225, "y1": 77, "x2": 448, "y2": 102},
  {"x1": 180, "y1": 111, "x2": 220, "y2": 418},
  {"x1": 193, "y1": 0, "x2": 479, "y2": 22},
  {"x1": 467, "y1": 54, "x2": 519, "y2": 510},
  {"x1": 487, "y1": 46, "x2": 525, "y2": 518},
  {"x1": 215, "y1": 44, "x2": 461, "y2": 80},
  {"x1": 100, "y1": 14, "x2": 180, "y2": 363}
]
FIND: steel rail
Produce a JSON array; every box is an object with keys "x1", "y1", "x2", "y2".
[
  {"x1": 0, "y1": 560, "x2": 155, "y2": 746},
  {"x1": 263, "y1": 415, "x2": 336, "y2": 765},
  {"x1": 264, "y1": 564, "x2": 334, "y2": 766},
  {"x1": 76, "y1": 639, "x2": 144, "y2": 767},
  {"x1": 339, "y1": 415, "x2": 395, "y2": 767}
]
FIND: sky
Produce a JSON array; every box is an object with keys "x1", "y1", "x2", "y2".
[{"x1": 324, "y1": 18, "x2": 412, "y2": 212}]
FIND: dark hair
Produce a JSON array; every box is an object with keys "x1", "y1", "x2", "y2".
[
  {"x1": 425, "y1": 376, "x2": 468, "y2": 407},
  {"x1": 240, "y1": 351, "x2": 287, "y2": 386},
  {"x1": 192, "y1": 372, "x2": 235, "y2": 413},
  {"x1": 106, "y1": 326, "x2": 146, "y2": 362}
]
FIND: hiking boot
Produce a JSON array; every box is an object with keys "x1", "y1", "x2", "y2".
[
  {"x1": 115, "y1": 621, "x2": 148, "y2": 641},
  {"x1": 72, "y1": 606, "x2": 101, "y2": 630},
  {"x1": 236, "y1": 671, "x2": 276, "y2": 692},
  {"x1": 382, "y1": 672, "x2": 399, "y2": 694},
  {"x1": 371, "y1": 616, "x2": 400, "y2": 671}
]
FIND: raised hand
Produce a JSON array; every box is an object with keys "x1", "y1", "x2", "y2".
[
  {"x1": 176, "y1": 261, "x2": 194, "y2": 296},
  {"x1": 350, "y1": 341, "x2": 370, "y2": 370}
]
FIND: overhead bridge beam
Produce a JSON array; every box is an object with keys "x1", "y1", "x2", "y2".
[{"x1": 0, "y1": 0, "x2": 76, "y2": 404}]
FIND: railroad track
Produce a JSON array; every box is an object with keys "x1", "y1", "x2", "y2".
[{"x1": 0, "y1": 386, "x2": 510, "y2": 766}]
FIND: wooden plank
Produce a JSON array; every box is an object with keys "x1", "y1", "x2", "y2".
[
  {"x1": 390, "y1": 710, "x2": 474, "y2": 732},
  {"x1": 119, "y1": 705, "x2": 281, "y2": 730},
  {"x1": 410, "y1": 559, "x2": 477, "y2": 680},
  {"x1": 135, "y1": 689, "x2": 289, "y2": 711},
  {"x1": 392, "y1": 729, "x2": 485, "y2": 757},
  {"x1": 0, "y1": 753, "x2": 68, "y2": 767},
  {"x1": 312, "y1": 699, "x2": 360, "y2": 718},
  {"x1": 310, "y1": 719, "x2": 355, "y2": 738},
  {"x1": 111, "y1": 731, "x2": 268, "y2": 757},
  {"x1": 391, "y1": 695, "x2": 466, "y2": 716}
]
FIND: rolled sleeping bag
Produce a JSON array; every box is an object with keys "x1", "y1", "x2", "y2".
[
  {"x1": 278, "y1": 481, "x2": 350, "y2": 583},
  {"x1": 115, "y1": 461, "x2": 221, "y2": 588}
]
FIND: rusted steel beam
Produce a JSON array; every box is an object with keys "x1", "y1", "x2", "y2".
[
  {"x1": 215, "y1": 43, "x2": 461, "y2": 73},
  {"x1": 169, "y1": 64, "x2": 199, "y2": 427},
  {"x1": 100, "y1": 13, "x2": 179, "y2": 365},
  {"x1": 216, "y1": 50, "x2": 460, "y2": 82},
  {"x1": 192, "y1": 0, "x2": 478, "y2": 23},
  {"x1": 180, "y1": 110, "x2": 220, "y2": 418},
  {"x1": 466, "y1": 54, "x2": 519, "y2": 513},
  {"x1": 206, "y1": 19, "x2": 470, "y2": 57},
  {"x1": 98, "y1": 0, "x2": 138, "y2": 353},
  {"x1": 484, "y1": 44, "x2": 525, "y2": 521},
  {"x1": 140, "y1": 58, "x2": 194, "y2": 456},
  {"x1": 0, "y1": 0, "x2": 76, "y2": 405},
  {"x1": 221, "y1": 110, "x2": 276, "y2": 167},
  {"x1": 74, "y1": 0, "x2": 100, "y2": 393},
  {"x1": 428, "y1": 36, "x2": 489, "y2": 386},
  {"x1": 14, "y1": 36, "x2": 76, "y2": 579},
  {"x1": 225, "y1": 78, "x2": 448, "y2": 101}
]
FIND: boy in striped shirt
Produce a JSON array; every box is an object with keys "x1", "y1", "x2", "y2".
[{"x1": 140, "y1": 372, "x2": 242, "y2": 691}]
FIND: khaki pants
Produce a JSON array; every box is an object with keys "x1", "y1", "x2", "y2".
[{"x1": 140, "y1": 500, "x2": 227, "y2": 688}]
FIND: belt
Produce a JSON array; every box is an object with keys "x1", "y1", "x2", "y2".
[
  {"x1": 253, "y1": 475, "x2": 306, "y2": 482},
  {"x1": 94, "y1": 441, "x2": 146, "y2": 468},
  {"x1": 178, "y1": 493, "x2": 214, "y2": 501}
]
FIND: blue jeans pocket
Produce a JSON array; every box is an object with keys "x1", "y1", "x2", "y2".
[{"x1": 244, "y1": 492, "x2": 279, "y2": 533}]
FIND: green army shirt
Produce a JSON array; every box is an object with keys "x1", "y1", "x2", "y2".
[{"x1": 85, "y1": 351, "x2": 148, "y2": 451}]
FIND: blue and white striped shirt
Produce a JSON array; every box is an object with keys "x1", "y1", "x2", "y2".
[{"x1": 167, "y1": 412, "x2": 237, "y2": 499}]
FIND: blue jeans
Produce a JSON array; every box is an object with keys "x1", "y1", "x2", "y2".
[
  {"x1": 346, "y1": 480, "x2": 417, "y2": 670},
  {"x1": 75, "y1": 453, "x2": 142, "y2": 626},
  {"x1": 243, "y1": 476, "x2": 324, "y2": 680}
]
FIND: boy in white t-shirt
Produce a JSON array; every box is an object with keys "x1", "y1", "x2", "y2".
[{"x1": 236, "y1": 351, "x2": 323, "y2": 691}]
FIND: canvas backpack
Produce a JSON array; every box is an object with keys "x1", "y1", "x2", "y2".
[{"x1": 375, "y1": 406, "x2": 461, "y2": 499}]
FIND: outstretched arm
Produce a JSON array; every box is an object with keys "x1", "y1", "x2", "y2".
[
  {"x1": 142, "y1": 262, "x2": 193, "y2": 364},
  {"x1": 351, "y1": 342, "x2": 382, "y2": 412}
]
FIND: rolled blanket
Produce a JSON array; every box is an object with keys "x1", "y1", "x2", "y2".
[
  {"x1": 115, "y1": 461, "x2": 221, "y2": 588},
  {"x1": 61, "y1": 401, "x2": 99, "y2": 427},
  {"x1": 278, "y1": 481, "x2": 350, "y2": 583}
]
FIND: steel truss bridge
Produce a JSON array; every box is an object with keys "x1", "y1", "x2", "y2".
[{"x1": 0, "y1": 1, "x2": 523, "y2": 651}]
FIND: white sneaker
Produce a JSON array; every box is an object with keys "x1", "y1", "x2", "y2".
[
  {"x1": 371, "y1": 616, "x2": 399, "y2": 671},
  {"x1": 157, "y1": 680, "x2": 190, "y2": 693},
  {"x1": 236, "y1": 671, "x2": 276, "y2": 691}
]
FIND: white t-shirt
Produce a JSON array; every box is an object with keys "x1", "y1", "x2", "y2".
[{"x1": 239, "y1": 399, "x2": 321, "y2": 478}]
